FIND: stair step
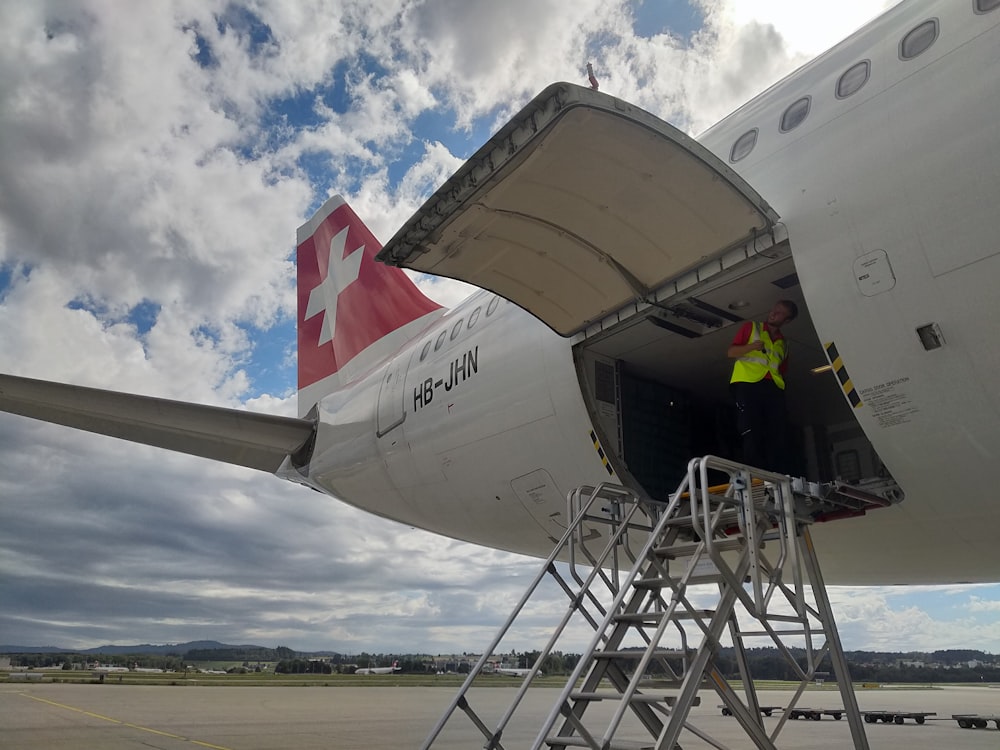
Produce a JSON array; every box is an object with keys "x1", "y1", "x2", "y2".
[
  {"x1": 662, "y1": 508, "x2": 740, "y2": 527},
  {"x1": 654, "y1": 537, "x2": 746, "y2": 558},
  {"x1": 545, "y1": 737, "x2": 655, "y2": 749},
  {"x1": 594, "y1": 649, "x2": 687, "y2": 660},
  {"x1": 639, "y1": 678, "x2": 706, "y2": 689},
  {"x1": 633, "y1": 573, "x2": 730, "y2": 587},
  {"x1": 570, "y1": 691, "x2": 701, "y2": 707},
  {"x1": 614, "y1": 609, "x2": 715, "y2": 624}
]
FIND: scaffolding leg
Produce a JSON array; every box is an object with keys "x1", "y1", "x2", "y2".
[{"x1": 800, "y1": 525, "x2": 870, "y2": 749}]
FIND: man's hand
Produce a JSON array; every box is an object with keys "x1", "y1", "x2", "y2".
[{"x1": 728, "y1": 340, "x2": 765, "y2": 358}]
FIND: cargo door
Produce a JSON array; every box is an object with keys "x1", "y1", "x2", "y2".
[{"x1": 377, "y1": 82, "x2": 779, "y2": 336}]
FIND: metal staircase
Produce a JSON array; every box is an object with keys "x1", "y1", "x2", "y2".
[{"x1": 423, "y1": 456, "x2": 895, "y2": 749}]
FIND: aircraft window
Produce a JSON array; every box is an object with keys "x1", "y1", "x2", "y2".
[
  {"x1": 729, "y1": 129, "x2": 758, "y2": 162},
  {"x1": 836, "y1": 60, "x2": 870, "y2": 99},
  {"x1": 419, "y1": 340, "x2": 432, "y2": 362},
  {"x1": 467, "y1": 306, "x2": 481, "y2": 329},
  {"x1": 779, "y1": 96, "x2": 811, "y2": 133},
  {"x1": 434, "y1": 330, "x2": 447, "y2": 351},
  {"x1": 975, "y1": 0, "x2": 1000, "y2": 13},
  {"x1": 486, "y1": 295, "x2": 500, "y2": 316},
  {"x1": 899, "y1": 19, "x2": 938, "y2": 60},
  {"x1": 450, "y1": 319, "x2": 464, "y2": 341}
]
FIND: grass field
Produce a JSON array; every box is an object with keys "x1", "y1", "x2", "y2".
[
  {"x1": 4, "y1": 670, "x2": 549, "y2": 688},
  {"x1": 4, "y1": 670, "x2": 960, "y2": 691}
]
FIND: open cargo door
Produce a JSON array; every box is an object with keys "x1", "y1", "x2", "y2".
[{"x1": 377, "y1": 82, "x2": 780, "y2": 336}]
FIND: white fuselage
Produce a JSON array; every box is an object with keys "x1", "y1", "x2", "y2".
[{"x1": 284, "y1": 0, "x2": 1000, "y2": 585}]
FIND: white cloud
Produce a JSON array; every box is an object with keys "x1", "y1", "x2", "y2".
[
  {"x1": 967, "y1": 597, "x2": 1000, "y2": 614},
  {"x1": 727, "y1": 0, "x2": 900, "y2": 58},
  {"x1": 2, "y1": 0, "x2": 979, "y2": 655}
]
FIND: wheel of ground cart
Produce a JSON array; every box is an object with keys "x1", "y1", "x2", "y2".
[
  {"x1": 975, "y1": 719, "x2": 988, "y2": 728},
  {"x1": 789, "y1": 711, "x2": 800, "y2": 720},
  {"x1": 811, "y1": 712, "x2": 822, "y2": 721},
  {"x1": 894, "y1": 716, "x2": 904, "y2": 724},
  {"x1": 763, "y1": 710, "x2": 773, "y2": 717},
  {"x1": 915, "y1": 716, "x2": 925, "y2": 725},
  {"x1": 721, "y1": 708, "x2": 731, "y2": 716},
  {"x1": 957, "y1": 719, "x2": 972, "y2": 728},
  {"x1": 832, "y1": 713, "x2": 842, "y2": 720},
  {"x1": 864, "y1": 714, "x2": 875, "y2": 723}
]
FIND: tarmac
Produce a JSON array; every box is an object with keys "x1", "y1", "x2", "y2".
[{"x1": 2, "y1": 681, "x2": 1000, "y2": 748}]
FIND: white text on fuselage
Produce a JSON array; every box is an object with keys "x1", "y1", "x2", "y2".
[{"x1": 414, "y1": 346, "x2": 479, "y2": 410}]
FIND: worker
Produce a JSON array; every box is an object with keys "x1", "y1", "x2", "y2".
[{"x1": 727, "y1": 300, "x2": 798, "y2": 474}]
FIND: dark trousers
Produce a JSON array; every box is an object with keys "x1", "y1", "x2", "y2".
[{"x1": 731, "y1": 380, "x2": 791, "y2": 474}]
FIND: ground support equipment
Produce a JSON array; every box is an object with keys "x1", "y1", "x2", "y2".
[
  {"x1": 861, "y1": 710, "x2": 936, "y2": 725},
  {"x1": 423, "y1": 456, "x2": 889, "y2": 749},
  {"x1": 953, "y1": 714, "x2": 1000, "y2": 729}
]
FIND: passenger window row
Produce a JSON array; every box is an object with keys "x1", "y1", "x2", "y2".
[
  {"x1": 729, "y1": 1, "x2": 997, "y2": 162},
  {"x1": 417, "y1": 295, "x2": 501, "y2": 362}
]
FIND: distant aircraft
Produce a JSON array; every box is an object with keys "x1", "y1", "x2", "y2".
[
  {"x1": 2, "y1": 0, "x2": 999, "y2": 585},
  {"x1": 354, "y1": 660, "x2": 400, "y2": 675},
  {"x1": 494, "y1": 665, "x2": 541, "y2": 678}
]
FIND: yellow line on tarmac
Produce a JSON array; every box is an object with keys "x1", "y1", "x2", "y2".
[{"x1": 21, "y1": 693, "x2": 234, "y2": 750}]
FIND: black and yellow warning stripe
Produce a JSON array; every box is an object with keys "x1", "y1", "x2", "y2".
[
  {"x1": 590, "y1": 430, "x2": 615, "y2": 476},
  {"x1": 824, "y1": 342, "x2": 862, "y2": 408}
]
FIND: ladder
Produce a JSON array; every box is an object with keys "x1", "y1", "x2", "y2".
[{"x1": 423, "y1": 456, "x2": 890, "y2": 749}]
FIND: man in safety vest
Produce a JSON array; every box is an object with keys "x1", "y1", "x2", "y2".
[{"x1": 728, "y1": 299, "x2": 798, "y2": 474}]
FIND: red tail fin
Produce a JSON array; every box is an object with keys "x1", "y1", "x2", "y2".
[{"x1": 296, "y1": 196, "x2": 443, "y2": 413}]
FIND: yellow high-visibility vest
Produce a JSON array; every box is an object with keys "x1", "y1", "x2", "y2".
[{"x1": 730, "y1": 322, "x2": 787, "y2": 390}]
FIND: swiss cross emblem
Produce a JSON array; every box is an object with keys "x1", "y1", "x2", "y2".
[{"x1": 296, "y1": 199, "x2": 442, "y2": 389}]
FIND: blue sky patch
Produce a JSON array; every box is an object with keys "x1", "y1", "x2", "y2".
[
  {"x1": 67, "y1": 295, "x2": 109, "y2": 319},
  {"x1": 297, "y1": 151, "x2": 336, "y2": 199},
  {"x1": 411, "y1": 105, "x2": 484, "y2": 158},
  {"x1": 239, "y1": 318, "x2": 296, "y2": 397},
  {"x1": 267, "y1": 62, "x2": 351, "y2": 130},
  {"x1": 66, "y1": 296, "x2": 161, "y2": 339},
  {"x1": 630, "y1": 0, "x2": 704, "y2": 43},
  {"x1": 127, "y1": 300, "x2": 161, "y2": 337},
  {"x1": 0, "y1": 263, "x2": 31, "y2": 302},
  {"x1": 186, "y1": 27, "x2": 217, "y2": 68},
  {"x1": 193, "y1": 323, "x2": 223, "y2": 349},
  {"x1": 216, "y1": 5, "x2": 275, "y2": 57}
]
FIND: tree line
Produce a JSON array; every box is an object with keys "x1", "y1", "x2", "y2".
[{"x1": 8, "y1": 647, "x2": 1000, "y2": 683}]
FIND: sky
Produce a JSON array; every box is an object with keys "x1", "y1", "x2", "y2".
[{"x1": 3, "y1": 0, "x2": 1000, "y2": 658}]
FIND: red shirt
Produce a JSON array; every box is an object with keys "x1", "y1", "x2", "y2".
[{"x1": 731, "y1": 321, "x2": 788, "y2": 379}]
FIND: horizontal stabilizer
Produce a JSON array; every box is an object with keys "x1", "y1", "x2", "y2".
[{"x1": 0, "y1": 374, "x2": 315, "y2": 473}]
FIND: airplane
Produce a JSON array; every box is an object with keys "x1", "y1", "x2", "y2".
[
  {"x1": 1, "y1": 0, "x2": 999, "y2": 588},
  {"x1": 494, "y1": 665, "x2": 542, "y2": 678},
  {"x1": 354, "y1": 660, "x2": 401, "y2": 675}
]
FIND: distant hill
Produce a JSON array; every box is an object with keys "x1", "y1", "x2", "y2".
[
  {"x1": 0, "y1": 645, "x2": 66, "y2": 654},
  {"x1": 1, "y1": 641, "x2": 344, "y2": 660},
  {"x1": 2, "y1": 640, "x2": 247, "y2": 656}
]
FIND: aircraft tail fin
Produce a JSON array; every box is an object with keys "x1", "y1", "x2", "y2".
[{"x1": 296, "y1": 195, "x2": 444, "y2": 416}]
